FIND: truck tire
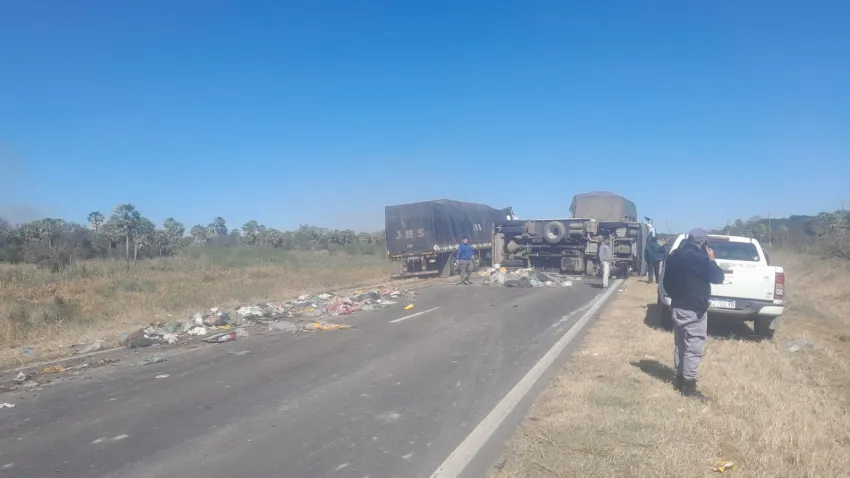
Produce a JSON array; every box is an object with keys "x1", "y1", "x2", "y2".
[
  {"x1": 657, "y1": 295, "x2": 673, "y2": 330},
  {"x1": 543, "y1": 221, "x2": 567, "y2": 244},
  {"x1": 754, "y1": 316, "x2": 776, "y2": 339}
]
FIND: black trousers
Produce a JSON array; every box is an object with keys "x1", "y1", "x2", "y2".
[{"x1": 648, "y1": 261, "x2": 660, "y2": 283}]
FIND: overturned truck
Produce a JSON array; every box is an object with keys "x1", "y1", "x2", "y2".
[
  {"x1": 386, "y1": 199, "x2": 515, "y2": 279},
  {"x1": 492, "y1": 192, "x2": 650, "y2": 276}
]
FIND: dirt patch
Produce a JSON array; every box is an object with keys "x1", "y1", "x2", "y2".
[{"x1": 489, "y1": 251, "x2": 850, "y2": 477}]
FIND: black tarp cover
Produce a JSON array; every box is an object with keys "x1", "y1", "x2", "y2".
[
  {"x1": 386, "y1": 200, "x2": 511, "y2": 255},
  {"x1": 570, "y1": 191, "x2": 638, "y2": 222}
]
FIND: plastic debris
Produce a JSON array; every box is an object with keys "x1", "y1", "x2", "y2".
[
  {"x1": 199, "y1": 308, "x2": 230, "y2": 327},
  {"x1": 404, "y1": 304, "x2": 415, "y2": 311},
  {"x1": 305, "y1": 322, "x2": 351, "y2": 331},
  {"x1": 0, "y1": 402, "x2": 15, "y2": 409},
  {"x1": 42, "y1": 366, "x2": 66, "y2": 374},
  {"x1": 124, "y1": 329, "x2": 154, "y2": 349},
  {"x1": 72, "y1": 341, "x2": 104, "y2": 355},
  {"x1": 269, "y1": 320, "x2": 299, "y2": 333},
  {"x1": 162, "y1": 333, "x2": 180, "y2": 344},
  {"x1": 14, "y1": 372, "x2": 28, "y2": 383},
  {"x1": 187, "y1": 325, "x2": 208, "y2": 336},
  {"x1": 712, "y1": 461, "x2": 737, "y2": 473},
  {"x1": 136, "y1": 356, "x2": 166, "y2": 366},
  {"x1": 202, "y1": 331, "x2": 238, "y2": 343},
  {"x1": 783, "y1": 339, "x2": 815, "y2": 353},
  {"x1": 22, "y1": 347, "x2": 35, "y2": 356},
  {"x1": 155, "y1": 374, "x2": 169, "y2": 379}
]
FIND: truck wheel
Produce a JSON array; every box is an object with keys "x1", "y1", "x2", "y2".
[
  {"x1": 543, "y1": 221, "x2": 567, "y2": 244},
  {"x1": 657, "y1": 296, "x2": 673, "y2": 331},
  {"x1": 754, "y1": 316, "x2": 776, "y2": 339}
]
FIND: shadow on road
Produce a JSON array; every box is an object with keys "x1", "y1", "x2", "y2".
[
  {"x1": 631, "y1": 359, "x2": 675, "y2": 385},
  {"x1": 643, "y1": 302, "x2": 767, "y2": 342}
]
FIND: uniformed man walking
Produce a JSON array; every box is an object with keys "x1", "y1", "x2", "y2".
[{"x1": 662, "y1": 228, "x2": 725, "y2": 399}]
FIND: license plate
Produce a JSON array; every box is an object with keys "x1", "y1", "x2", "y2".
[{"x1": 710, "y1": 299, "x2": 736, "y2": 309}]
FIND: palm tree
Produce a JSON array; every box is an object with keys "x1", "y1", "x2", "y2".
[
  {"x1": 208, "y1": 217, "x2": 228, "y2": 237},
  {"x1": 109, "y1": 203, "x2": 143, "y2": 261},
  {"x1": 87, "y1": 211, "x2": 104, "y2": 233},
  {"x1": 163, "y1": 218, "x2": 185, "y2": 254},
  {"x1": 133, "y1": 218, "x2": 156, "y2": 261},
  {"x1": 190, "y1": 225, "x2": 208, "y2": 246}
]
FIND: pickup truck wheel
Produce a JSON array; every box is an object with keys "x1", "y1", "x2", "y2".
[
  {"x1": 754, "y1": 317, "x2": 776, "y2": 339},
  {"x1": 657, "y1": 296, "x2": 673, "y2": 331}
]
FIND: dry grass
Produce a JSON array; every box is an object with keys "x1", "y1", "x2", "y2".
[
  {"x1": 0, "y1": 248, "x2": 394, "y2": 368},
  {"x1": 490, "y1": 250, "x2": 850, "y2": 477}
]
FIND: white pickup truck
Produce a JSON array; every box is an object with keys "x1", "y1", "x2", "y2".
[{"x1": 657, "y1": 234, "x2": 785, "y2": 337}]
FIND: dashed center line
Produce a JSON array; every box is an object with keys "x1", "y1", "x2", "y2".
[{"x1": 390, "y1": 307, "x2": 441, "y2": 324}]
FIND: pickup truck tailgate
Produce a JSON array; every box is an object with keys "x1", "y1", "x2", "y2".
[{"x1": 712, "y1": 260, "x2": 776, "y2": 302}]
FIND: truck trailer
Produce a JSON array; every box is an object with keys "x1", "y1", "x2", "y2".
[
  {"x1": 491, "y1": 192, "x2": 651, "y2": 277},
  {"x1": 386, "y1": 199, "x2": 515, "y2": 279}
]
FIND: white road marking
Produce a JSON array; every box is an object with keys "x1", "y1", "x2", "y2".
[
  {"x1": 429, "y1": 280, "x2": 622, "y2": 478},
  {"x1": 390, "y1": 307, "x2": 441, "y2": 324}
]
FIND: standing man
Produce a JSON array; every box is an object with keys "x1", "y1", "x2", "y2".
[
  {"x1": 598, "y1": 238, "x2": 612, "y2": 289},
  {"x1": 456, "y1": 236, "x2": 473, "y2": 285},
  {"x1": 644, "y1": 236, "x2": 665, "y2": 284},
  {"x1": 662, "y1": 228, "x2": 725, "y2": 399}
]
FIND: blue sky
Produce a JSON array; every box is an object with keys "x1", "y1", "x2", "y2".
[{"x1": 1, "y1": 0, "x2": 848, "y2": 233}]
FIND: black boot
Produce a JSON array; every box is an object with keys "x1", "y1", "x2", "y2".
[
  {"x1": 675, "y1": 374, "x2": 684, "y2": 391},
  {"x1": 681, "y1": 379, "x2": 709, "y2": 401}
]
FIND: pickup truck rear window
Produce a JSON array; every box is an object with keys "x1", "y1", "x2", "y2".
[{"x1": 711, "y1": 242, "x2": 761, "y2": 262}]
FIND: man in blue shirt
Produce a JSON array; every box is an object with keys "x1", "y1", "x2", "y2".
[{"x1": 456, "y1": 236, "x2": 474, "y2": 285}]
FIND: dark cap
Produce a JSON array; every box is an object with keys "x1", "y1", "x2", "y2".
[{"x1": 687, "y1": 228, "x2": 709, "y2": 243}]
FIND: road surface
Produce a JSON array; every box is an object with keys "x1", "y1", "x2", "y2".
[{"x1": 1, "y1": 278, "x2": 616, "y2": 478}]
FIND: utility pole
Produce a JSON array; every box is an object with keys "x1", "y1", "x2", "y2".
[{"x1": 768, "y1": 209, "x2": 772, "y2": 248}]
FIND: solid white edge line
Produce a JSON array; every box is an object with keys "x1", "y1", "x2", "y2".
[
  {"x1": 428, "y1": 279, "x2": 623, "y2": 478},
  {"x1": 389, "y1": 307, "x2": 442, "y2": 324}
]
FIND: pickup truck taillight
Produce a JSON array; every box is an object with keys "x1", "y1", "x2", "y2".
[{"x1": 774, "y1": 272, "x2": 785, "y2": 300}]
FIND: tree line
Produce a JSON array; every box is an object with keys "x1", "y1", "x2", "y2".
[
  {"x1": 709, "y1": 209, "x2": 850, "y2": 259},
  {"x1": 0, "y1": 203, "x2": 387, "y2": 268}
]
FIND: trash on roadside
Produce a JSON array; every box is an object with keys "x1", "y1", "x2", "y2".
[
  {"x1": 71, "y1": 341, "x2": 104, "y2": 355},
  {"x1": 269, "y1": 320, "x2": 299, "y2": 333},
  {"x1": 136, "y1": 356, "x2": 166, "y2": 366},
  {"x1": 155, "y1": 374, "x2": 170, "y2": 379},
  {"x1": 712, "y1": 460, "x2": 737, "y2": 473},
  {"x1": 202, "y1": 331, "x2": 238, "y2": 343},
  {"x1": 14, "y1": 372, "x2": 28, "y2": 383},
  {"x1": 42, "y1": 366, "x2": 66, "y2": 374},
  {"x1": 187, "y1": 325, "x2": 208, "y2": 336},
  {"x1": 124, "y1": 329, "x2": 154, "y2": 349},
  {"x1": 22, "y1": 347, "x2": 35, "y2": 356},
  {"x1": 162, "y1": 333, "x2": 180, "y2": 344},
  {"x1": 197, "y1": 308, "x2": 231, "y2": 327},
  {"x1": 783, "y1": 339, "x2": 815, "y2": 353},
  {"x1": 0, "y1": 402, "x2": 15, "y2": 409},
  {"x1": 304, "y1": 322, "x2": 351, "y2": 331},
  {"x1": 404, "y1": 304, "x2": 415, "y2": 311}
]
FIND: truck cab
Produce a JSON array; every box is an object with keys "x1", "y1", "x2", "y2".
[{"x1": 657, "y1": 234, "x2": 785, "y2": 337}]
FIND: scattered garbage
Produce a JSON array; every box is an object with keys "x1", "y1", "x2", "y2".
[
  {"x1": 783, "y1": 339, "x2": 815, "y2": 353},
  {"x1": 22, "y1": 347, "x2": 35, "y2": 356},
  {"x1": 404, "y1": 304, "x2": 415, "y2": 311},
  {"x1": 14, "y1": 372, "x2": 28, "y2": 383},
  {"x1": 124, "y1": 329, "x2": 154, "y2": 349},
  {"x1": 483, "y1": 268, "x2": 576, "y2": 288},
  {"x1": 202, "y1": 331, "x2": 238, "y2": 344},
  {"x1": 304, "y1": 321, "x2": 351, "y2": 332},
  {"x1": 269, "y1": 320, "x2": 299, "y2": 333},
  {"x1": 43, "y1": 366, "x2": 66, "y2": 374},
  {"x1": 136, "y1": 356, "x2": 166, "y2": 366},
  {"x1": 195, "y1": 308, "x2": 231, "y2": 327},
  {"x1": 0, "y1": 402, "x2": 15, "y2": 409},
  {"x1": 712, "y1": 460, "x2": 737, "y2": 473},
  {"x1": 71, "y1": 341, "x2": 104, "y2": 355},
  {"x1": 155, "y1": 374, "x2": 170, "y2": 379},
  {"x1": 187, "y1": 326, "x2": 208, "y2": 336}
]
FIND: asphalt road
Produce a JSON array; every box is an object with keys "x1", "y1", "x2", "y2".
[{"x1": 1, "y1": 278, "x2": 610, "y2": 478}]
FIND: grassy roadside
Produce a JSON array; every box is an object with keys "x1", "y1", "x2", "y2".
[
  {"x1": 489, "y1": 250, "x2": 850, "y2": 477},
  {"x1": 1, "y1": 248, "x2": 395, "y2": 368}
]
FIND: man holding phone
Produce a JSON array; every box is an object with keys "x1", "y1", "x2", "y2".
[{"x1": 662, "y1": 228, "x2": 725, "y2": 399}]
